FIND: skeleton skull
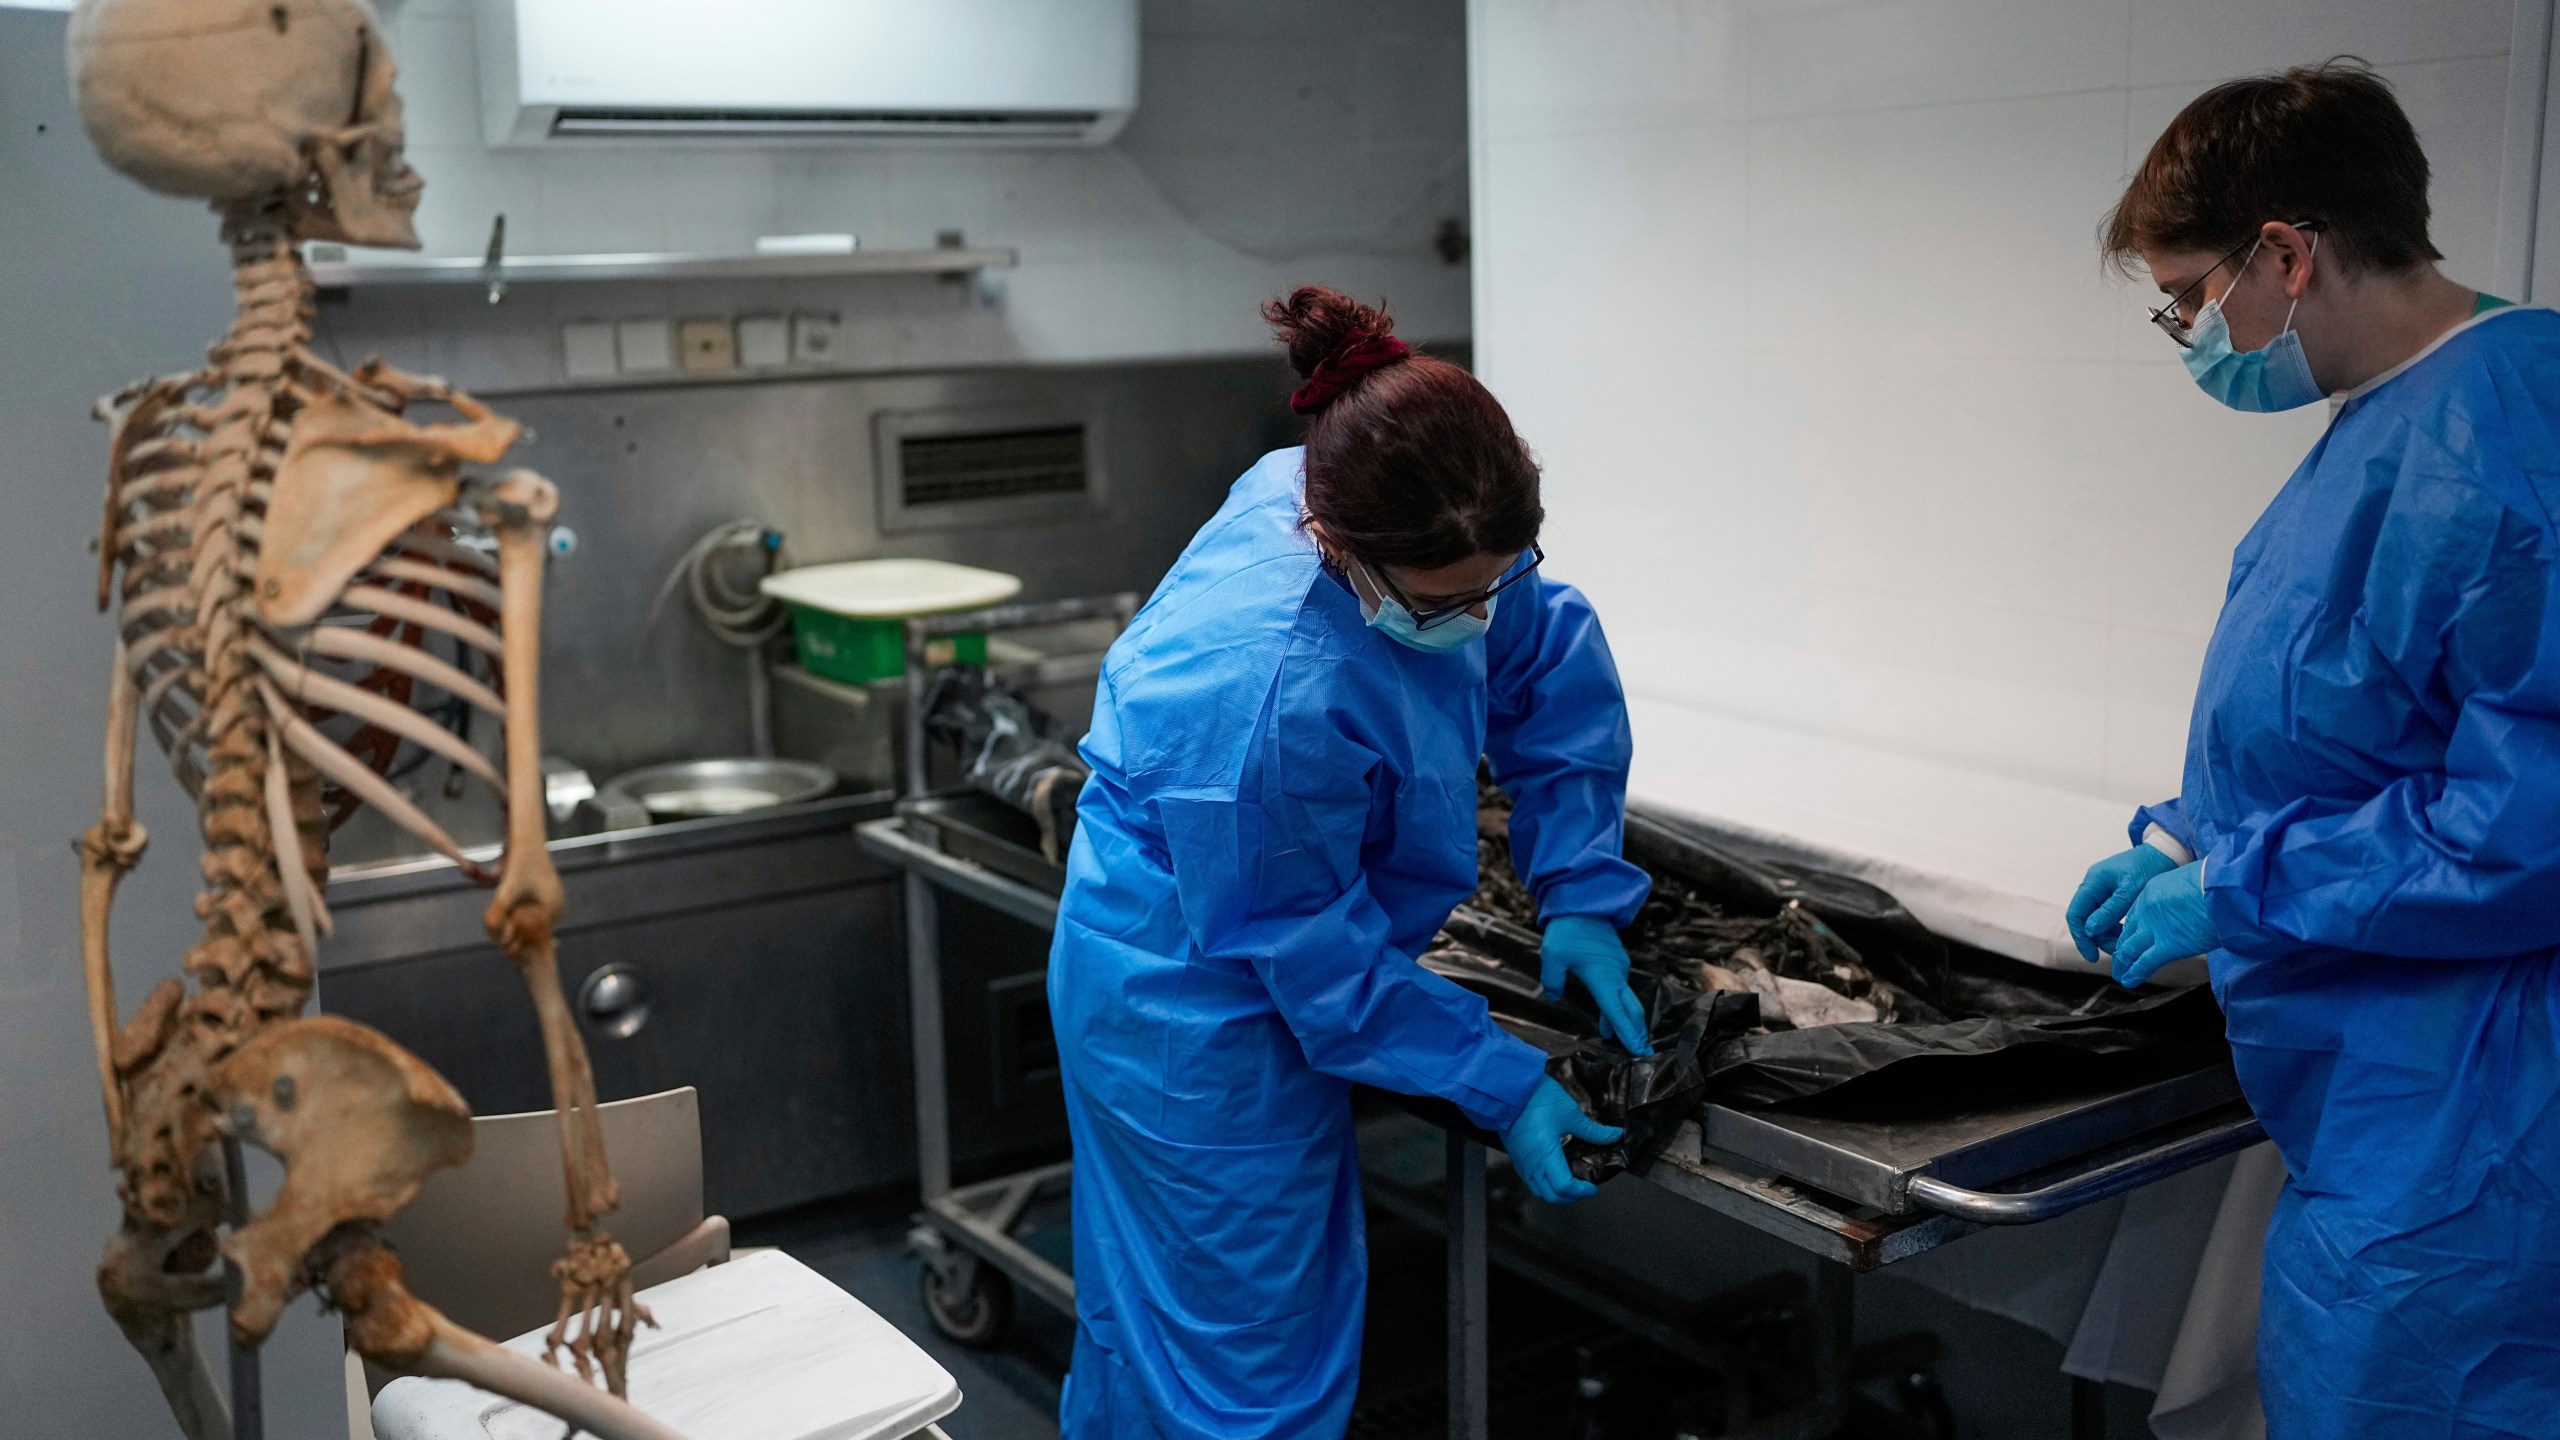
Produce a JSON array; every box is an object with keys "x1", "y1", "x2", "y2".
[{"x1": 66, "y1": 0, "x2": 423, "y2": 247}]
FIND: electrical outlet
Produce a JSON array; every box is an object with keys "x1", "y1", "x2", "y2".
[
  {"x1": 616, "y1": 318, "x2": 674, "y2": 373},
  {"x1": 737, "y1": 315, "x2": 790, "y2": 368},
  {"x1": 791, "y1": 312, "x2": 842, "y2": 365},
  {"x1": 562, "y1": 321, "x2": 617, "y2": 380},
  {"x1": 679, "y1": 318, "x2": 737, "y2": 373}
]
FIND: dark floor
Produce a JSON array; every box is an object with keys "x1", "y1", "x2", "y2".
[
  {"x1": 742, "y1": 1197, "x2": 1674, "y2": 1440},
  {"x1": 738, "y1": 1136, "x2": 2164, "y2": 1440},
  {"x1": 742, "y1": 1198, "x2": 1076, "y2": 1440}
]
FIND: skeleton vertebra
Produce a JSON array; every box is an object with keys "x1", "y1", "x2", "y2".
[{"x1": 68, "y1": 4, "x2": 678, "y2": 1438}]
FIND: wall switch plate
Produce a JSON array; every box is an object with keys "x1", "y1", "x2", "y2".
[
  {"x1": 616, "y1": 318, "x2": 674, "y2": 373},
  {"x1": 791, "y1": 312, "x2": 842, "y2": 365},
  {"x1": 736, "y1": 315, "x2": 790, "y2": 368},
  {"x1": 562, "y1": 321, "x2": 618, "y2": 380},
  {"x1": 678, "y1": 317, "x2": 737, "y2": 373}
]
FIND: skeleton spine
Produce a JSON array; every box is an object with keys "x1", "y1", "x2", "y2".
[{"x1": 173, "y1": 214, "x2": 318, "y2": 1049}]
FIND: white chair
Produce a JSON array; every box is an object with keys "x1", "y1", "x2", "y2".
[
  {"x1": 350, "y1": 1087, "x2": 961, "y2": 1440},
  {"x1": 374, "y1": 1250, "x2": 961, "y2": 1440},
  {"x1": 348, "y1": 1086, "x2": 729, "y2": 1419}
]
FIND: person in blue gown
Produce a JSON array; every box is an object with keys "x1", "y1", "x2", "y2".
[
  {"x1": 2066, "y1": 63, "x2": 2560, "y2": 1438},
  {"x1": 1048, "y1": 287, "x2": 1654, "y2": 1439}
]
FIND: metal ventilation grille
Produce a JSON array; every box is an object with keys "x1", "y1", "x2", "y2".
[{"x1": 899, "y1": 425, "x2": 1091, "y2": 508}]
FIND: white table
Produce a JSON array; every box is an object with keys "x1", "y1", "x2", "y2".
[{"x1": 374, "y1": 1250, "x2": 962, "y2": 1440}]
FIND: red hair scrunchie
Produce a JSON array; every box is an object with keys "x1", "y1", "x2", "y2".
[{"x1": 1289, "y1": 332, "x2": 1412, "y2": 415}]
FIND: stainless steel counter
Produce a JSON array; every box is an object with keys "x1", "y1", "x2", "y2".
[{"x1": 318, "y1": 794, "x2": 918, "y2": 1217}]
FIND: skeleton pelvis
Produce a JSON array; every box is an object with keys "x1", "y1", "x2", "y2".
[
  {"x1": 207, "y1": 1014, "x2": 472, "y2": 1342},
  {"x1": 255, "y1": 392, "x2": 517, "y2": 627}
]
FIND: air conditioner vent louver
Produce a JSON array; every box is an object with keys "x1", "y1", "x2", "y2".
[
  {"x1": 899, "y1": 426, "x2": 1091, "y2": 509},
  {"x1": 481, "y1": 0, "x2": 1137, "y2": 149},
  {"x1": 550, "y1": 109, "x2": 1105, "y2": 140}
]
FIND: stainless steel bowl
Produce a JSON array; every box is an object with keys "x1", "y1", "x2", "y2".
[{"x1": 594, "y1": 757, "x2": 836, "y2": 822}]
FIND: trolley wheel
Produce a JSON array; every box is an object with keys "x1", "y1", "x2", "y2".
[
  {"x1": 920, "y1": 1257, "x2": 1015, "y2": 1347},
  {"x1": 1895, "y1": 1368, "x2": 1958, "y2": 1440}
]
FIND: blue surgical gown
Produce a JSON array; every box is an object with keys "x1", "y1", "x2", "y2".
[
  {"x1": 2132, "y1": 308, "x2": 2560, "y2": 1438},
  {"x1": 1048, "y1": 447, "x2": 1649, "y2": 1439}
]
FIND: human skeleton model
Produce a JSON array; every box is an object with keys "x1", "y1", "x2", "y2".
[{"x1": 66, "y1": 3, "x2": 680, "y2": 1437}]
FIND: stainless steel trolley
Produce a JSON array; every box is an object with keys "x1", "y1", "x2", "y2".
[
  {"x1": 855, "y1": 593, "x2": 1135, "y2": 1346},
  {"x1": 1407, "y1": 803, "x2": 2266, "y2": 1439}
]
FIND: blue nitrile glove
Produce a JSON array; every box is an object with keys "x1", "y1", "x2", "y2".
[
  {"x1": 1501, "y1": 1076, "x2": 1623, "y2": 1205},
  {"x1": 2065, "y1": 845, "x2": 2180, "y2": 963},
  {"x1": 2111, "y1": 862, "x2": 2217, "y2": 987},
  {"x1": 1540, "y1": 916, "x2": 1653, "y2": 1056}
]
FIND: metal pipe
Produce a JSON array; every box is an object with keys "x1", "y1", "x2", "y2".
[
  {"x1": 906, "y1": 593, "x2": 1138, "y2": 641},
  {"x1": 1904, "y1": 1113, "x2": 2265, "y2": 1224},
  {"x1": 748, "y1": 642, "x2": 773, "y2": 758},
  {"x1": 907, "y1": 870, "x2": 950, "y2": 1203},
  {"x1": 902, "y1": 624, "x2": 930, "y2": 804},
  {"x1": 222, "y1": 1137, "x2": 262, "y2": 1440},
  {"x1": 1445, "y1": 1133, "x2": 1487, "y2": 1440},
  {"x1": 2072, "y1": 1375, "x2": 2108, "y2": 1440},
  {"x1": 1813, "y1": 1262, "x2": 1852, "y2": 1425}
]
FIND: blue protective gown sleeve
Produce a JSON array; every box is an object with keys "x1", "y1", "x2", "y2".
[
  {"x1": 1155, "y1": 779, "x2": 1551, "y2": 1133},
  {"x1": 1483, "y1": 574, "x2": 1653, "y2": 928},
  {"x1": 2128, "y1": 797, "x2": 2201, "y2": 856},
  {"x1": 2202, "y1": 427, "x2": 2560, "y2": 961}
]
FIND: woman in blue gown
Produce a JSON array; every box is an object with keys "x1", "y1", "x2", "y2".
[
  {"x1": 2066, "y1": 63, "x2": 2560, "y2": 1438},
  {"x1": 1048, "y1": 287, "x2": 1654, "y2": 1438}
]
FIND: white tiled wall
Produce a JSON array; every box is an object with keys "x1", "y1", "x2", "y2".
[
  {"x1": 1471, "y1": 0, "x2": 2539, "y2": 808},
  {"x1": 337, "y1": 0, "x2": 1470, "y2": 389}
]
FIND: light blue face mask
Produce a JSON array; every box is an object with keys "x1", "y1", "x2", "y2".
[
  {"x1": 1348, "y1": 559, "x2": 1494, "y2": 652},
  {"x1": 2182, "y1": 234, "x2": 2325, "y2": 412}
]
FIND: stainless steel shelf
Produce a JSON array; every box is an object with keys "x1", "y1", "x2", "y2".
[{"x1": 306, "y1": 244, "x2": 1019, "y2": 289}]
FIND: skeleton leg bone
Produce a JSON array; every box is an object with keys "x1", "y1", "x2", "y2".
[
  {"x1": 100, "y1": 1218, "x2": 231, "y2": 1440},
  {"x1": 323, "y1": 1238, "x2": 685, "y2": 1440}
]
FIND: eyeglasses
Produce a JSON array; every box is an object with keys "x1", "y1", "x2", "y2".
[
  {"x1": 1365, "y1": 545, "x2": 1545, "y2": 631},
  {"x1": 2144, "y1": 223, "x2": 2320, "y2": 349}
]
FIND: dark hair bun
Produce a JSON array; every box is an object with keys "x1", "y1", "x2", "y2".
[{"x1": 1261, "y1": 286, "x2": 1395, "y2": 379}]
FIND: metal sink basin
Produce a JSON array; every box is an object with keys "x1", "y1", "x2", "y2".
[{"x1": 596, "y1": 757, "x2": 836, "y2": 825}]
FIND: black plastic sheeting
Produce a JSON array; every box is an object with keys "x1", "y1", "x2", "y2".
[
  {"x1": 1422, "y1": 810, "x2": 2231, "y2": 1183},
  {"x1": 921, "y1": 667, "x2": 1089, "y2": 861}
]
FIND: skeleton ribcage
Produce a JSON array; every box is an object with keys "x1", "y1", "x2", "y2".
[{"x1": 104, "y1": 373, "x2": 516, "y2": 879}]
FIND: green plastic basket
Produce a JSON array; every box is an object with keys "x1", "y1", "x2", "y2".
[{"x1": 787, "y1": 606, "x2": 987, "y2": 684}]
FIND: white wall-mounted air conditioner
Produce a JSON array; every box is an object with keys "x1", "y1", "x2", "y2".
[{"x1": 475, "y1": 0, "x2": 1139, "y2": 147}]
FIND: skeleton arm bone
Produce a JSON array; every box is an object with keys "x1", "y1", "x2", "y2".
[
  {"x1": 79, "y1": 641, "x2": 149, "y2": 1148},
  {"x1": 477, "y1": 472, "x2": 615, "y2": 1227},
  {"x1": 475, "y1": 471, "x2": 651, "y2": 1395}
]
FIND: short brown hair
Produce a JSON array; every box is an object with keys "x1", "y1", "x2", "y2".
[{"x1": 2102, "y1": 59, "x2": 2441, "y2": 274}]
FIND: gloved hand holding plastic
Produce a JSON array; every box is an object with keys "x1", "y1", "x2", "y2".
[
  {"x1": 1541, "y1": 915, "x2": 1653, "y2": 1055},
  {"x1": 2066, "y1": 844, "x2": 2179, "y2": 963},
  {"x1": 2111, "y1": 862, "x2": 2216, "y2": 987},
  {"x1": 1501, "y1": 1075, "x2": 1623, "y2": 1204}
]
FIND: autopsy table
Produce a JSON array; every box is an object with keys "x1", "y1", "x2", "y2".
[{"x1": 863, "y1": 775, "x2": 2263, "y2": 1437}]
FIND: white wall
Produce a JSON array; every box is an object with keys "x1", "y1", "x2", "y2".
[
  {"x1": 336, "y1": 0, "x2": 1469, "y2": 391},
  {"x1": 1471, "y1": 0, "x2": 2544, "y2": 811}
]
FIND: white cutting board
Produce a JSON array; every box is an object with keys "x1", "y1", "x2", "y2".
[
  {"x1": 760, "y1": 559, "x2": 1021, "y2": 618},
  {"x1": 373, "y1": 1250, "x2": 960, "y2": 1440}
]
